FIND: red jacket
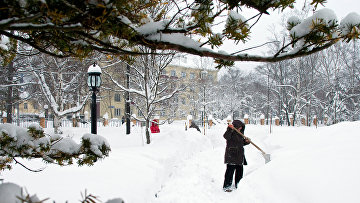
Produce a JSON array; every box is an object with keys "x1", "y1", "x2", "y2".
[{"x1": 150, "y1": 120, "x2": 160, "y2": 133}]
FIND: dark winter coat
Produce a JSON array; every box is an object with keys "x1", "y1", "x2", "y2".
[
  {"x1": 223, "y1": 127, "x2": 249, "y2": 165},
  {"x1": 190, "y1": 121, "x2": 201, "y2": 132}
]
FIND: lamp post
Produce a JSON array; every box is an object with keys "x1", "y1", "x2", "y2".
[
  {"x1": 87, "y1": 63, "x2": 102, "y2": 134},
  {"x1": 44, "y1": 104, "x2": 48, "y2": 128}
]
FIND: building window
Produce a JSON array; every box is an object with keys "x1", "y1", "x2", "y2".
[
  {"x1": 200, "y1": 71, "x2": 207, "y2": 79},
  {"x1": 208, "y1": 74, "x2": 214, "y2": 81},
  {"x1": 160, "y1": 111, "x2": 166, "y2": 117},
  {"x1": 189, "y1": 86, "x2": 195, "y2": 92},
  {"x1": 190, "y1": 73, "x2": 195, "y2": 79},
  {"x1": 171, "y1": 70, "x2": 176, "y2": 77},
  {"x1": 161, "y1": 70, "x2": 167, "y2": 75},
  {"x1": 181, "y1": 97, "x2": 186, "y2": 105},
  {"x1": 181, "y1": 72, "x2": 186, "y2": 78},
  {"x1": 115, "y1": 108, "x2": 121, "y2": 117},
  {"x1": 114, "y1": 93, "x2": 121, "y2": 102},
  {"x1": 180, "y1": 110, "x2": 186, "y2": 118},
  {"x1": 33, "y1": 103, "x2": 38, "y2": 109},
  {"x1": 24, "y1": 103, "x2": 28, "y2": 109}
]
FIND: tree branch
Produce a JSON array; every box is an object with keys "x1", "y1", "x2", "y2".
[{"x1": 13, "y1": 158, "x2": 45, "y2": 173}]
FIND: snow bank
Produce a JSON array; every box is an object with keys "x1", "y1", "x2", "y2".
[
  {"x1": 2, "y1": 121, "x2": 360, "y2": 203},
  {"x1": 0, "y1": 182, "x2": 40, "y2": 203}
]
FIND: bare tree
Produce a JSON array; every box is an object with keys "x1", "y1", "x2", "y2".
[
  {"x1": 103, "y1": 48, "x2": 183, "y2": 144},
  {"x1": 27, "y1": 53, "x2": 91, "y2": 134}
]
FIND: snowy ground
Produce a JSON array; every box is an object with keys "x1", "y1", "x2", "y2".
[{"x1": 1, "y1": 120, "x2": 360, "y2": 203}]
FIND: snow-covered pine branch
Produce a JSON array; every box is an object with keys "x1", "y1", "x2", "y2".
[
  {"x1": 1, "y1": 1, "x2": 359, "y2": 67},
  {"x1": 0, "y1": 123, "x2": 110, "y2": 171}
]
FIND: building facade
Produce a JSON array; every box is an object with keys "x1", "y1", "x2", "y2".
[{"x1": 89, "y1": 64, "x2": 218, "y2": 121}]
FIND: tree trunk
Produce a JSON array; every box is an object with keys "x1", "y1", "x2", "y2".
[
  {"x1": 6, "y1": 62, "x2": 14, "y2": 123},
  {"x1": 54, "y1": 116, "x2": 62, "y2": 134},
  {"x1": 145, "y1": 119, "x2": 150, "y2": 144}
]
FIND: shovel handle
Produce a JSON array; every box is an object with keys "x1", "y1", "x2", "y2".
[{"x1": 232, "y1": 127, "x2": 267, "y2": 155}]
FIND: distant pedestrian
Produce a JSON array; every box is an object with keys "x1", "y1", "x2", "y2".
[
  {"x1": 121, "y1": 116, "x2": 125, "y2": 124},
  {"x1": 223, "y1": 120, "x2": 250, "y2": 192},
  {"x1": 189, "y1": 121, "x2": 201, "y2": 132}
]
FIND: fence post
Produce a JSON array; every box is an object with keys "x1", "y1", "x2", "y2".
[
  {"x1": 84, "y1": 111, "x2": 89, "y2": 122},
  {"x1": 131, "y1": 114, "x2": 137, "y2": 126},
  {"x1": 103, "y1": 112, "x2": 109, "y2": 127},
  {"x1": 301, "y1": 116, "x2": 306, "y2": 125},
  {"x1": 72, "y1": 114, "x2": 78, "y2": 127},
  {"x1": 313, "y1": 115, "x2": 317, "y2": 127},
  {"x1": 39, "y1": 113, "x2": 45, "y2": 128},
  {"x1": 208, "y1": 115, "x2": 213, "y2": 128},
  {"x1": 260, "y1": 114, "x2": 265, "y2": 125},
  {"x1": 187, "y1": 115, "x2": 193, "y2": 130},
  {"x1": 275, "y1": 116, "x2": 280, "y2": 126},
  {"x1": 244, "y1": 114, "x2": 249, "y2": 124},
  {"x1": 2, "y1": 112, "x2": 7, "y2": 123},
  {"x1": 226, "y1": 115, "x2": 232, "y2": 125}
]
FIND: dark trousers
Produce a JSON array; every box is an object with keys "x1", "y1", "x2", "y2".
[{"x1": 223, "y1": 164, "x2": 243, "y2": 189}]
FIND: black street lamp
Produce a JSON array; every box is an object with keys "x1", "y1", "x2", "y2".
[
  {"x1": 44, "y1": 104, "x2": 48, "y2": 128},
  {"x1": 87, "y1": 62, "x2": 102, "y2": 134}
]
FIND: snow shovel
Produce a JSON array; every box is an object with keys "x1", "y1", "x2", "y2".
[{"x1": 232, "y1": 127, "x2": 271, "y2": 164}]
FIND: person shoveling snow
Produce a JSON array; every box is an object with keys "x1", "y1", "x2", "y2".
[{"x1": 222, "y1": 120, "x2": 251, "y2": 192}]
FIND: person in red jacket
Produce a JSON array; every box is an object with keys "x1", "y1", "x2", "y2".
[
  {"x1": 223, "y1": 120, "x2": 250, "y2": 192},
  {"x1": 150, "y1": 119, "x2": 160, "y2": 133}
]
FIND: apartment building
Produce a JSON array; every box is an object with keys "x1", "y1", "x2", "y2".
[
  {"x1": 163, "y1": 65, "x2": 218, "y2": 120},
  {"x1": 91, "y1": 64, "x2": 218, "y2": 121}
]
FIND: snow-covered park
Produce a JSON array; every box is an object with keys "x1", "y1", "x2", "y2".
[{"x1": 1, "y1": 120, "x2": 360, "y2": 203}]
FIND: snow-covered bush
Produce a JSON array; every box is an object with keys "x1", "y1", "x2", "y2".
[
  {"x1": 0, "y1": 123, "x2": 110, "y2": 171},
  {"x1": 0, "y1": 182, "x2": 124, "y2": 203}
]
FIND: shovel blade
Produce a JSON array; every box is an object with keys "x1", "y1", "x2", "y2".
[{"x1": 263, "y1": 153, "x2": 271, "y2": 164}]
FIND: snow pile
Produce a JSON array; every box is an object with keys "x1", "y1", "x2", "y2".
[
  {"x1": 0, "y1": 182, "x2": 40, "y2": 203},
  {"x1": 1, "y1": 121, "x2": 360, "y2": 203},
  {"x1": 82, "y1": 133, "x2": 110, "y2": 157},
  {"x1": 227, "y1": 11, "x2": 246, "y2": 25},
  {"x1": 88, "y1": 63, "x2": 102, "y2": 73},
  {"x1": 340, "y1": 12, "x2": 360, "y2": 35},
  {"x1": 146, "y1": 33, "x2": 204, "y2": 51},
  {"x1": 136, "y1": 20, "x2": 170, "y2": 35},
  {"x1": 0, "y1": 123, "x2": 110, "y2": 170},
  {"x1": 0, "y1": 123, "x2": 51, "y2": 155},
  {"x1": 0, "y1": 182, "x2": 23, "y2": 203},
  {"x1": 51, "y1": 137, "x2": 80, "y2": 154},
  {"x1": 290, "y1": 8, "x2": 337, "y2": 38},
  {"x1": 0, "y1": 35, "x2": 10, "y2": 51}
]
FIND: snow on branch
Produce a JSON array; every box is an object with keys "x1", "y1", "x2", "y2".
[
  {"x1": 0, "y1": 123, "x2": 110, "y2": 171},
  {"x1": 1, "y1": 1, "x2": 359, "y2": 66}
]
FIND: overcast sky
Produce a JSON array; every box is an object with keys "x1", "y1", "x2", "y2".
[{"x1": 226, "y1": 0, "x2": 360, "y2": 72}]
